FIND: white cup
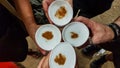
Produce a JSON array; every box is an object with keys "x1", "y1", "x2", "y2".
[
  {"x1": 48, "y1": 0, "x2": 73, "y2": 27},
  {"x1": 49, "y1": 42, "x2": 76, "y2": 68},
  {"x1": 62, "y1": 22, "x2": 90, "y2": 47},
  {"x1": 35, "y1": 24, "x2": 61, "y2": 51}
]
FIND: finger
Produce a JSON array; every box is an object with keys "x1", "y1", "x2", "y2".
[
  {"x1": 37, "y1": 47, "x2": 47, "y2": 55},
  {"x1": 73, "y1": 16, "x2": 97, "y2": 38},
  {"x1": 37, "y1": 57, "x2": 46, "y2": 68},
  {"x1": 42, "y1": 1, "x2": 53, "y2": 24},
  {"x1": 42, "y1": 1, "x2": 48, "y2": 13},
  {"x1": 37, "y1": 53, "x2": 51, "y2": 68},
  {"x1": 73, "y1": 16, "x2": 94, "y2": 28},
  {"x1": 66, "y1": 0, "x2": 73, "y2": 7},
  {"x1": 45, "y1": 12, "x2": 53, "y2": 24},
  {"x1": 43, "y1": 55, "x2": 50, "y2": 68},
  {"x1": 41, "y1": 53, "x2": 51, "y2": 68}
]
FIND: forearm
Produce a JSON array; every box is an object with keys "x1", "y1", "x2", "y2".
[
  {"x1": 13, "y1": 0, "x2": 39, "y2": 41},
  {"x1": 114, "y1": 16, "x2": 120, "y2": 26},
  {"x1": 13, "y1": 0, "x2": 36, "y2": 27}
]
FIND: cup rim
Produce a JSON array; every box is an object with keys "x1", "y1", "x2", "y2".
[
  {"x1": 62, "y1": 22, "x2": 90, "y2": 47},
  {"x1": 35, "y1": 24, "x2": 61, "y2": 51},
  {"x1": 48, "y1": 0, "x2": 73, "y2": 26},
  {"x1": 49, "y1": 42, "x2": 76, "y2": 68}
]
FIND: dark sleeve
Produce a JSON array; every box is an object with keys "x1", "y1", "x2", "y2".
[
  {"x1": 99, "y1": 38, "x2": 120, "y2": 68},
  {"x1": 112, "y1": 39, "x2": 120, "y2": 68},
  {"x1": 73, "y1": 0, "x2": 113, "y2": 18},
  {"x1": 113, "y1": 52, "x2": 120, "y2": 68},
  {"x1": 0, "y1": 4, "x2": 28, "y2": 62}
]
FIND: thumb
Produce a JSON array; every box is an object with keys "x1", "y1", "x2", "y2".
[
  {"x1": 37, "y1": 57, "x2": 46, "y2": 68},
  {"x1": 73, "y1": 16, "x2": 93, "y2": 28},
  {"x1": 42, "y1": 1, "x2": 53, "y2": 24},
  {"x1": 37, "y1": 47, "x2": 47, "y2": 55}
]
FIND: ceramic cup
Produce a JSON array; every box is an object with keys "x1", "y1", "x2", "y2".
[
  {"x1": 48, "y1": 0, "x2": 73, "y2": 27},
  {"x1": 49, "y1": 42, "x2": 76, "y2": 68},
  {"x1": 35, "y1": 24, "x2": 61, "y2": 51},
  {"x1": 62, "y1": 22, "x2": 89, "y2": 47}
]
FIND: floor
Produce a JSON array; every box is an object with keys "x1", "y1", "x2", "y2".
[{"x1": 19, "y1": 0, "x2": 120, "y2": 68}]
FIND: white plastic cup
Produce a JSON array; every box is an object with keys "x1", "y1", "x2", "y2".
[
  {"x1": 48, "y1": 0, "x2": 73, "y2": 27},
  {"x1": 62, "y1": 22, "x2": 89, "y2": 47},
  {"x1": 35, "y1": 24, "x2": 61, "y2": 51},
  {"x1": 49, "y1": 42, "x2": 76, "y2": 68}
]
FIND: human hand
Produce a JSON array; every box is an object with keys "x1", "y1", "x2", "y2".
[
  {"x1": 37, "y1": 52, "x2": 78, "y2": 68},
  {"x1": 42, "y1": 0, "x2": 54, "y2": 24},
  {"x1": 26, "y1": 23, "x2": 47, "y2": 55},
  {"x1": 42, "y1": 0, "x2": 73, "y2": 24},
  {"x1": 14, "y1": 0, "x2": 47, "y2": 55},
  {"x1": 37, "y1": 53, "x2": 50, "y2": 68},
  {"x1": 73, "y1": 16, "x2": 114, "y2": 44}
]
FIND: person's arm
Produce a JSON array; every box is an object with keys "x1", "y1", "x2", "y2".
[
  {"x1": 14, "y1": 0, "x2": 36, "y2": 37},
  {"x1": 13, "y1": 0, "x2": 36, "y2": 38},
  {"x1": 73, "y1": 16, "x2": 115, "y2": 44},
  {"x1": 37, "y1": 53, "x2": 50, "y2": 68},
  {"x1": 107, "y1": 16, "x2": 120, "y2": 40},
  {"x1": 74, "y1": 16, "x2": 120, "y2": 44},
  {"x1": 115, "y1": 16, "x2": 120, "y2": 26},
  {"x1": 13, "y1": 0, "x2": 46, "y2": 55}
]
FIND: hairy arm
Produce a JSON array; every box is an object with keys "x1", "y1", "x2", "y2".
[
  {"x1": 13, "y1": 0, "x2": 46, "y2": 55},
  {"x1": 14, "y1": 0, "x2": 35, "y2": 26}
]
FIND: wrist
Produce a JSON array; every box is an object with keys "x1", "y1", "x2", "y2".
[
  {"x1": 108, "y1": 23, "x2": 120, "y2": 40},
  {"x1": 114, "y1": 16, "x2": 120, "y2": 26},
  {"x1": 106, "y1": 26, "x2": 114, "y2": 41}
]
